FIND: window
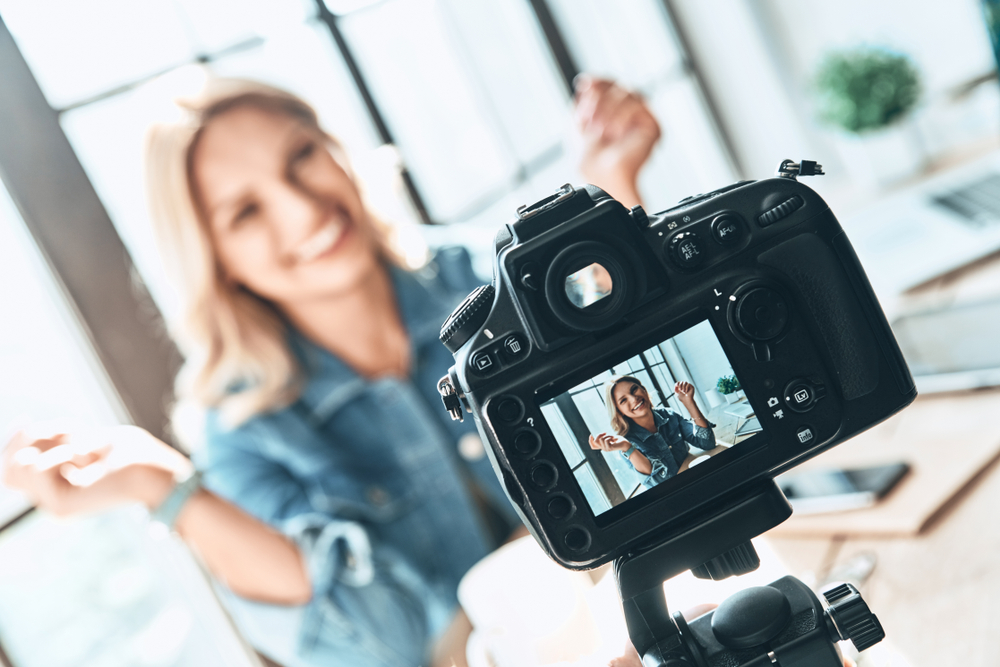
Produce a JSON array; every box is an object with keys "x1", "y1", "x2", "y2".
[
  {"x1": 0, "y1": 178, "x2": 259, "y2": 666},
  {"x1": 0, "y1": 1, "x2": 737, "y2": 662}
]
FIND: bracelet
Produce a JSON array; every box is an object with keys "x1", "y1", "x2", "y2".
[
  {"x1": 622, "y1": 444, "x2": 638, "y2": 459},
  {"x1": 150, "y1": 469, "x2": 203, "y2": 532}
]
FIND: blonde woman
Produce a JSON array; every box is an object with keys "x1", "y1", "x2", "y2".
[
  {"x1": 589, "y1": 375, "x2": 715, "y2": 488},
  {"x1": 2, "y1": 77, "x2": 660, "y2": 667}
]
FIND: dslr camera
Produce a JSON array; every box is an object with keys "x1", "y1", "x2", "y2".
[{"x1": 439, "y1": 161, "x2": 916, "y2": 666}]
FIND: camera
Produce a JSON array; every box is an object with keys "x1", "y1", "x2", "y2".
[{"x1": 439, "y1": 161, "x2": 916, "y2": 665}]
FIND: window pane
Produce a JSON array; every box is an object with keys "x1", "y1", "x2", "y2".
[
  {"x1": 0, "y1": 510, "x2": 258, "y2": 667},
  {"x1": 0, "y1": 0, "x2": 196, "y2": 108},
  {"x1": 341, "y1": 0, "x2": 519, "y2": 221},
  {"x1": 601, "y1": 447, "x2": 645, "y2": 495},
  {"x1": 173, "y1": 0, "x2": 316, "y2": 53},
  {"x1": 211, "y1": 21, "x2": 381, "y2": 156},
  {"x1": 540, "y1": 403, "x2": 585, "y2": 469},
  {"x1": 574, "y1": 465, "x2": 612, "y2": 515},
  {"x1": 0, "y1": 180, "x2": 123, "y2": 525},
  {"x1": 440, "y1": 0, "x2": 570, "y2": 163},
  {"x1": 546, "y1": 0, "x2": 684, "y2": 89}
]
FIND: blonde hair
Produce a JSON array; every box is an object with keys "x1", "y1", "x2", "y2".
[
  {"x1": 145, "y1": 78, "x2": 410, "y2": 432},
  {"x1": 603, "y1": 375, "x2": 646, "y2": 436}
]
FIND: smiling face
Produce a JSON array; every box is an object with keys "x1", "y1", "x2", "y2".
[
  {"x1": 190, "y1": 104, "x2": 380, "y2": 308},
  {"x1": 612, "y1": 380, "x2": 652, "y2": 422}
]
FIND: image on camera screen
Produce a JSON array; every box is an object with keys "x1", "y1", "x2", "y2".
[{"x1": 538, "y1": 320, "x2": 757, "y2": 516}]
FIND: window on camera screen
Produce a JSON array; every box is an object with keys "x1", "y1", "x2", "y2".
[{"x1": 539, "y1": 320, "x2": 757, "y2": 516}]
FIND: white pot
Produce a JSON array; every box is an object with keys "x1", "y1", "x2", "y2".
[
  {"x1": 832, "y1": 118, "x2": 927, "y2": 189},
  {"x1": 704, "y1": 388, "x2": 725, "y2": 409},
  {"x1": 724, "y1": 391, "x2": 742, "y2": 404}
]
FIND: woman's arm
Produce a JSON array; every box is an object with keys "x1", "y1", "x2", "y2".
[
  {"x1": 2, "y1": 426, "x2": 311, "y2": 604},
  {"x1": 627, "y1": 449, "x2": 653, "y2": 475},
  {"x1": 672, "y1": 383, "x2": 717, "y2": 451},
  {"x1": 589, "y1": 432, "x2": 653, "y2": 475},
  {"x1": 574, "y1": 76, "x2": 661, "y2": 209},
  {"x1": 674, "y1": 382, "x2": 711, "y2": 428}
]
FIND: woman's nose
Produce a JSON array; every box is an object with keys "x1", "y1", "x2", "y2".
[{"x1": 271, "y1": 182, "x2": 324, "y2": 246}]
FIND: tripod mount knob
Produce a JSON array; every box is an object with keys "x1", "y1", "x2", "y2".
[{"x1": 822, "y1": 583, "x2": 885, "y2": 652}]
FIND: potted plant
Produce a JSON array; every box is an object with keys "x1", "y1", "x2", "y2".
[
  {"x1": 813, "y1": 47, "x2": 923, "y2": 186},
  {"x1": 716, "y1": 375, "x2": 743, "y2": 404}
]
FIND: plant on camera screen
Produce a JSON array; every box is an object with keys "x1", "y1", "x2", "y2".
[
  {"x1": 716, "y1": 375, "x2": 741, "y2": 395},
  {"x1": 814, "y1": 47, "x2": 921, "y2": 134}
]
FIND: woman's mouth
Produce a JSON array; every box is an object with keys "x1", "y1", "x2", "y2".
[{"x1": 292, "y1": 213, "x2": 350, "y2": 264}]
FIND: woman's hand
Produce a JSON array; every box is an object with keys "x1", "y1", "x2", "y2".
[
  {"x1": 589, "y1": 432, "x2": 632, "y2": 453},
  {"x1": 674, "y1": 381, "x2": 697, "y2": 406},
  {"x1": 574, "y1": 75, "x2": 662, "y2": 209},
  {"x1": 2, "y1": 424, "x2": 192, "y2": 516}
]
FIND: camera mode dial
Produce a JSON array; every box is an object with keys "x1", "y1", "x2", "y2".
[{"x1": 440, "y1": 284, "x2": 495, "y2": 353}]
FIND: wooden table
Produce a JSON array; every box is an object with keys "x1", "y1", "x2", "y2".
[{"x1": 762, "y1": 249, "x2": 1000, "y2": 667}]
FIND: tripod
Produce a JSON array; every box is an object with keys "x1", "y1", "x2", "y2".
[{"x1": 616, "y1": 482, "x2": 883, "y2": 666}]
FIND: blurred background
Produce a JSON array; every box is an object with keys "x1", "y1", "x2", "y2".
[{"x1": 0, "y1": 0, "x2": 997, "y2": 665}]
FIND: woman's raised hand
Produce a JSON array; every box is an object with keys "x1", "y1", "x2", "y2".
[
  {"x1": 674, "y1": 381, "x2": 697, "y2": 405},
  {"x1": 574, "y1": 75, "x2": 661, "y2": 208},
  {"x1": 589, "y1": 432, "x2": 632, "y2": 452},
  {"x1": 2, "y1": 424, "x2": 192, "y2": 517}
]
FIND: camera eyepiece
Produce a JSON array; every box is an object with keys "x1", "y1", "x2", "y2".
[{"x1": 544, "y1": 242, "x2": 634, "y2": 331}]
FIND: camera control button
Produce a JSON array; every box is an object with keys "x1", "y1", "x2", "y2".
[
  {"x1": 519, "y1": 262, "x2": 542, "y2": 291},
  {"x1": 547, "y1": 495, "x2": 574, "y2": 520},
  {"x1": 795, "y1": 425, "x2": 815, "y2": 445},
  {"x1": 783, "y1": 380, "x2": 826, "y2": 413},
  {"x1": 496, "y1": 397, "x2": 524, "y2": 423},
  {"x1": 502, "y1": 334, "x2": 526, "y2": 358},
  {"x1": 667, "y1": 232, "x2": 707, "y2": 270},
  {"x1": 471, "y1": 351, "x2": 495, "y2": 373},
  {"x1": 513, "y1": 429, "x2": 542, "y2": 457},
  {"x1": 529, "y1": 461, "x2": 558, "y2": 489},
  {"x1": 564, "y1": 528, "x2": 591, "y2": 552},
  {"x1": 711, "y1": 214, "x2": 744, "y2": 247},
  {"x1": 734, "y1": 287, "x2": 788, "y2": 341}
]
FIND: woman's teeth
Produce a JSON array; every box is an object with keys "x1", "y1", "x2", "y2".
[{"x1": 294, "y1": 220, "x2": 344, "y2": 263}]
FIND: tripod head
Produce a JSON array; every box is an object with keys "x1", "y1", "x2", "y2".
[{"x1": 615, "y1": 482, "x2": 884, "y2": 667}]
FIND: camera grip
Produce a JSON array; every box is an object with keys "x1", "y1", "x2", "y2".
[{"x1": 759, "y1": 234, "x2": 879, "y2": 401}]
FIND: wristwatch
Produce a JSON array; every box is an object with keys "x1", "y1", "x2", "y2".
[
  {"x1": 622, "y1": 444, "x2": 638, "y2": 459},
  {"x1": 150, "y1": 469, "x2": 203, "y2": 531}
]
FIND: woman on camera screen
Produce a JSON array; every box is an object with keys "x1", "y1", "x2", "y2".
[
  {"x1": 3, "y1": 77, "x2": 660, "y2": 667},
  {"x1": 589, "y1": 375, "x2": 716, "y2": 488}
]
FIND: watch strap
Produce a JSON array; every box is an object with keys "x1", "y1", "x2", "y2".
[{"x1": 150, "y1": 469, "x2": 203, "y2": 531}]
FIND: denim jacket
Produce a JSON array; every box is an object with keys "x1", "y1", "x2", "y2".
[
  {"x1": 623, "y1": 407, "x2": 716, "y2": 486},
  {"x1": 194, "y1": 248, "x2": 515, "y2": 667}
]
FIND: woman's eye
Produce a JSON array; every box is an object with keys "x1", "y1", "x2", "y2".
[
  {"x1": 231, "y1": 202, "x2": 259, "y2": 227},
  {"x1": 291, "y1": 141, "x2": 317, "y2": 165}
]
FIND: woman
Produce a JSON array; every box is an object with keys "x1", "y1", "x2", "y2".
[
  {"x1": 2, "y1": 76, "x2": 661, "y2": 667},
  {"x1": 589, "y1": 375, "x2": 716, "y2": 488}
]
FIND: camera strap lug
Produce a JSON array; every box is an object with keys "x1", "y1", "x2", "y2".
[
  {"x1": 775, "y1": 159, "x2": 825, "y2": 180},
  {"x1": 438, "y1": 375, "x2": 464, "y2": 422}
]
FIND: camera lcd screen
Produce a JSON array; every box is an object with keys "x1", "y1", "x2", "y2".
[{"x1": 538, "y1": 320, "x2": 757, "y2": 516}]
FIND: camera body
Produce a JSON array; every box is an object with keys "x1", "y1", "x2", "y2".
[{"x1": 440, "y1": 176, "x2": 916, "y2": 571}]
